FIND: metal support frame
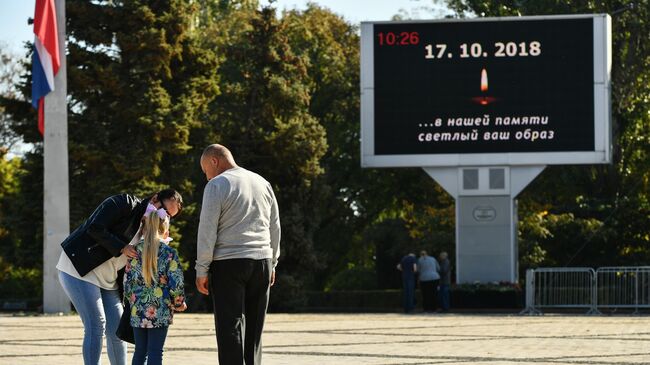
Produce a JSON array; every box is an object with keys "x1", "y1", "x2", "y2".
[{"x1": 424, "y1": 166, "x2": 544, "y2": 284}]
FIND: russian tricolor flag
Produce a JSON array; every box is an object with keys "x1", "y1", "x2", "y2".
[{"x1": 31, "y1": 0, "x2": 60, "y2": 136}]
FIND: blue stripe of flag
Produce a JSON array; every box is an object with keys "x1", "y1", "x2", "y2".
[{"x1": 31, "y1": 46, "x2": 52, "y2": 109}]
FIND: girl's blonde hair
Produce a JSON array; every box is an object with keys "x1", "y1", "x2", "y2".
[{"x1": 141, "y1": 211, "x2": 170, "y2": 287}]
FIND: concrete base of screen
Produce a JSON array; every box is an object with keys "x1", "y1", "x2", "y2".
[{"x1": 424, "y1": 166, "x2": 545, "y2": 284}]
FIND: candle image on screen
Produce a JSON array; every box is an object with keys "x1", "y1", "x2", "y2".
[
  {"x1": 481, "y1": 68, "x2": 488, "y2": 92},
  {"x1": 472, "y1": 68, "x2": 496, "y2": 105}
]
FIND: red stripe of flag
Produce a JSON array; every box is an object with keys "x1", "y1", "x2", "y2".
[
  {"x1": 33, "y1": 0, "x2": 60, "y2": 136},
  {"x1": 34, "y1": 0, "x2": 59, "y2": 74}
]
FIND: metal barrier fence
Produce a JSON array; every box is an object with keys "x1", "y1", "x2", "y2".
[
  {"x1": 522, "y1": 267, "x2": 650, "y2": 315},
  {"x1": 596, "y1": 267, "x2": 650, "y2": 313},
  {"x1": 521, "y1": 268, "x2": 598, "y2": 315}
]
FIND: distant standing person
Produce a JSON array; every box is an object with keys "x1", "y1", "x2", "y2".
[
  {"x1": 195, "y1": 144, "x2": 281, "y2": 365},
  {"x1": 417, "y1": 250, "x2": 440, "y2": 312},
  {"x1": 397, "y1": 253, "x2": 418, "y2": 313},
  {"x1": 438, "y1": 251, "x2": 452, "y2": 312}
]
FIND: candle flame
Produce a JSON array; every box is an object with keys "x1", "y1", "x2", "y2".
[{"x1": 481, "y1": 68, "x2": 488, "y2": 92}]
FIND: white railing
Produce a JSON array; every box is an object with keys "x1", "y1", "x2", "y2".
[{"x1": 522, "y1": 266, "x2": 650, "y2": 315}]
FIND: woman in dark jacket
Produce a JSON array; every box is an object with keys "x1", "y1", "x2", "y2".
[{"x1": 56, "y1": 189, "x2": 182, "y2": 365}]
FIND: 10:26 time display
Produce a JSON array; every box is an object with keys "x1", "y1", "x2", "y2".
[{"x1": 377, "y1": 31, "x2": 420, "y2": 46}]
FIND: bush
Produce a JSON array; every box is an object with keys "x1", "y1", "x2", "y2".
[
  {"x1": 0, "y1": 258, "x2": 42, "y2": 300},
  {"x1": 325, "y1": 266, "x2": 378, "y2": 291},
  {"x1": 301, "y1": 285, "x2": 524, "y2": 312},
  {"x1": 269, "y1": 274, "x2": 308, "y2": 312},
  {"x1": 453, "y1": 281, "x2": 522, "y2": 293},
  {"x1": 305, "y1": 290, "x2": 402, "y2": 311}
]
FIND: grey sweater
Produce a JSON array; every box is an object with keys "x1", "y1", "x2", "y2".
[{"x1": 195, "y1": 167, "x2": 281, "y2": 278}]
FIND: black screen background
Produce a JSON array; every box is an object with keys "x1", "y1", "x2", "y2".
[{"x1": 373, "y1": 18, "x2": 595, "y2": 155}]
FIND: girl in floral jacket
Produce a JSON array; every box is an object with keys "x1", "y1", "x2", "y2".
[{"x1": 124, "y1": 204, "x2": 186, "y2": 365}]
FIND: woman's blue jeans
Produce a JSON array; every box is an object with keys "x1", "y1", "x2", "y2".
[
  {"x1": 132, "y1": 327, "x2": 169, "y2": 365},
  {"x1": 58, "y1": 270, "x2": 127, "y2": 365}
]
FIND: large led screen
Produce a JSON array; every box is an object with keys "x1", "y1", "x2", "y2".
[{"x1": 361, "y1": 15, "x2": 611, "y2": 167}]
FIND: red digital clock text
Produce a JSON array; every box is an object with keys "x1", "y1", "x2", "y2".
[{"x1": 377, "y1": 31, "x2": 420, "y2": 46}]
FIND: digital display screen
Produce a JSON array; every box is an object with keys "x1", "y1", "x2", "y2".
[{"x1": 372, "y1": 18, "x2": 596, "y2": 155}]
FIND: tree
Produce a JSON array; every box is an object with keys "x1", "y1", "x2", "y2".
[
  {"x1": 0, "y1": 0, "x2": 220, "y2": 301},
  {"x1": 63, "y1": 0, "x2": 219, "y2": 227},
  {"x1": 443, "y1": 0, "x2": 650, "y2": 269},
  {"x1": 206, "y1": 5, "x2": 328, "y2": 294},
  {"x1": 0, "y1": 45, "x2": 23, "y2": 152},
  {"x1": 283, "y1": 4, "x2": 458, "y2": 290},
  {"x1": 0, "y1": 147, "x2": 44, "y2": 300},
  {"x1": 0, "y1": 44, "x2": 42, "y2": 298}
]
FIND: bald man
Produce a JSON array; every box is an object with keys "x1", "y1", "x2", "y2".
[{"x1": 195, "y1": 144, "x2": 280, "y2": 365}]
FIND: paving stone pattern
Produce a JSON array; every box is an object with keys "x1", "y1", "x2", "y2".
[{"x1": 1, "y1": 313, "x2": 649, "y2": 364}]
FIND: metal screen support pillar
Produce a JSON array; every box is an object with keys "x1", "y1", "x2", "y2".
[
  {"x1": 43, "y1": 0, "x2": 70, "y2": 314},
  {"x1": 423, "y1": 166, "x2": 545, "y2": 284}
]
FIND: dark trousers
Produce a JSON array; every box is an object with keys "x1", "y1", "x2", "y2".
[
  {"x1": 439, "y1": 284, "x2": 450, "y2": 310},
  {"x1": 210, "y1": 259, "x2": 272, "y2": 365},
  {"x1": 132, "y1": 327, "x2": 169, "y2": 365},
  {"x1": 420, "y1": 280, "x2": 439, "y2": 312},
  {"x1": 402, "y1": 276, "x2": 416, "y2": 313}
]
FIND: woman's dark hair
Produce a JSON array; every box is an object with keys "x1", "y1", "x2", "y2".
[{"x1": 157, "y1": 188, "x2": 183, "y2": 216}]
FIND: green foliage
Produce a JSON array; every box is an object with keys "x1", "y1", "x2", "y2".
[
  {"x1": 1, "y1": 0, "x2": 649, "y2": 310},
  {"x1": 325, "y1": 264, "x2": 378, "y2": 291},
  {"x1": 0, "y1": 46, "x2": 22, "y2": 150},
  {"x1": 194, "y1": 5, "x2": 329, "y2": 298},
  {"x1": 282, "y1": 5, "x2": 367, "y2": 288},
  {"x1": 0, "y1": 151, "x2": 22, "y2": 249},
  {"x1": 0, "y1": 152, "x2": 21, "y2": 200},
  {"x1": 0, "y1": 149, "x2": 42, "y2": 270},
  {"x1": 282, "y1": 5, "x2": 458, "y2": 290},
  {"x1": 453, "y1": 282, "x2": 521, "y2": 292},
  {"x1": 0, "y1": 257, "x2": 42, "y2": 299},
  {"x1": 363, "y1": 219, "x2": 416, "y2": 289},
  {"x1": 518, "y1": 212, "x2": 550, "y2": 271},
  {"x1": 73, "y1": 0, "x2": 217, "y2": 270},
  {"x1": 268, "y1": 273, "x2": 308, "y2": 312},
  {"x1": 64, "y1": 0, "x2": 220, "y2": 226},
  {"x1": 2, "y1": 0, "x2": 221, "y2": 295},
  {"x1": 446, "y1": 0, "x2": 650, "y2": 272}
]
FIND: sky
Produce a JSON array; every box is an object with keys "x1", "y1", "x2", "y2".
[
  {"x1": 0, "y1": 0, "x2": 449, "y2": 54},
  {"x1": 0, "y1": 1, "x2": 34, "y2": 54},
  {"x1": 262, "y1": 0, "x2": 450, "y2": 23},
  {"x1": 0, "y1": 0, "x2": 449, "y2": 157}
]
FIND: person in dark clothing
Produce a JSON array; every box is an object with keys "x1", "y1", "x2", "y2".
[
  {"x1": 417, "y1": 250, "x2": 440, "y2": 312},
  {"x1": 397, "y1": 253, "x2": 418, "y2": 313},
  {"x1": 438, "y1": 251, "x2": 452, "y2": 311},
  {"x1": 195, "y1": 144, "x2": 280, "y2": 365}
]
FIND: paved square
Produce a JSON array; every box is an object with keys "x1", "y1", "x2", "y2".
[{"x1": 1, "y1": 312, "x2": 649, "y2": 364}]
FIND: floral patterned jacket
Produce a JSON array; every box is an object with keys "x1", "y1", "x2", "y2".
[{"x1": 123, "y1": 240, "x2": 185, "y2": 328}]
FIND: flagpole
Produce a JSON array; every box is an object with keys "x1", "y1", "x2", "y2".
[{"x1": 43, "y1": 0, "x2": 70, "y2": 314}]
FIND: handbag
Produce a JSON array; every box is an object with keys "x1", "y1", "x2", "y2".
[{"x1": 116, "y1": 301, "x2": 135, "y2": 344}]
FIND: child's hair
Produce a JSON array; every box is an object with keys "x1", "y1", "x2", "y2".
[{"x1": 141, "y1": 210, "x2": 170, "y2": 287}]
